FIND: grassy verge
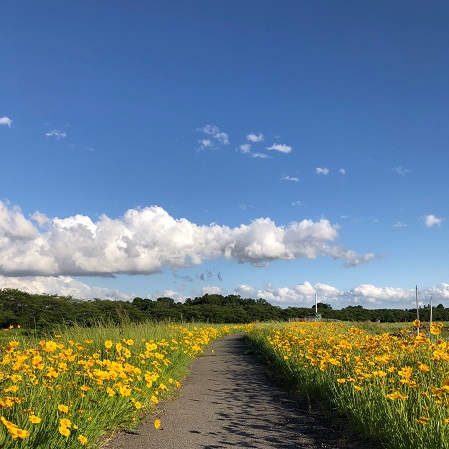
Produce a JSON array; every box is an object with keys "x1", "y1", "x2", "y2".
[
  {"x1": 245, "y1": 321, "x2": 449, "y2": 449},
  {"x1": 0, "y1": 322, "x2": 241, "y2": 448}
]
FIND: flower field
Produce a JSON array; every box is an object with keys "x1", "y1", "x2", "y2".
[
  {"x1": 0, "y1": 322, "x2": 238, "y2": 448},
  {"x1": 245, "y1": 321, "x2": 449, "y2": 449}
]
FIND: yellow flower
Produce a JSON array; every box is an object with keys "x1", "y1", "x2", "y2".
[
  {"x1": 413, "y1": 319, "x2": 421, "y2": 327},
  {"x1": 44, "y1": 340, "x2": 58, "y2": 352},
  {"x1": 29, "y1": 415, "x2": 41, "y2": 424},
  {"x1": 416, "y1": 416, "x2": 430, "y2": 425},
  {"x1": 58, "y1": 404, "x2": 69, "y2": 413},
  {"x1": 430, "y1": 323, "x2": 442, "y2": 335},
  {"x1": 104, "y1": 340, "x2": 113, "y2": 349},
  {"x1": 60, "y1": 418, "x2": 72, "y2": 428},
  {"x1": 386, "y1": 391, "x2": 408, "y2": 400},
  {"x1": 9, "y1": 427, "x2": 30, "y2": 439},
  {"x1": 119, "y1": 385, "x2": 132, "y2": 397},
  {"x1": 106, "y1": 387, "x2": 115, "y2": 397},
  {"x1": 134, "y1": 401, "x2": 142, "y2": 409},
  {"x1": 78, "y1": 435, "x2": 88, "y2": 444},
  {"x1": 59, "y1": 426, "x2": 70, "y2": 437},
  {"x1": 154, "y1": 419, "x2": 161, "y2": 429}
]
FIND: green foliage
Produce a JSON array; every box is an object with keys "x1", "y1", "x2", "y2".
[{"x1": 1, "y1": 288, "x2": 448, "y2": 330}]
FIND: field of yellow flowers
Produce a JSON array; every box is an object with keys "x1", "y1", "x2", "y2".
[
  {"x1": 245, "y1": 321, "x2": 449, "y2": 449},
  {"x1": 0, "y1": 322, "x2": 238, "y2": 448}
]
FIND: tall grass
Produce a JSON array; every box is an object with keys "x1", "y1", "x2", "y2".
[
  {"x1": 245, "y1": 321, "x2": 449, "y2": 449},
  {"x1": 0, "y1": 321, "x2": 240, "y2": 448}
]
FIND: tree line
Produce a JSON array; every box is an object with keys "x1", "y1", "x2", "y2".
[{"x1": 0, "y1": 288, "x2": 447, "y2": 330}]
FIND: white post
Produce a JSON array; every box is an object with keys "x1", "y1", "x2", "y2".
[
  {"x1": 315, "y1": 293, "x2": 318, "y2": 314},
  {"x1": 416, "y1": 285, "x2": 420, "y2": 335},
  {"x1": 430, "y1": 295, "x2": 433, "y2": 326}
]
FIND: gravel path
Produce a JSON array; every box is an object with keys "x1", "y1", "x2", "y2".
[{"x1": 104, "y1": 333, "x2": 382, "y2": 449}]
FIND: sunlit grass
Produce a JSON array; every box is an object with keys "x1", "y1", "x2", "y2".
[
  {"x1": 245, "y1": 321, "x2": 449, "y2": 449},
  {"x1": 0, "y1": 322, "x2": 241, "y2": 448}
]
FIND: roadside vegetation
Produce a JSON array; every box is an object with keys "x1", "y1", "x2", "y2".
[
  {"x1": 245, "y1": 321, "x2": 449, "y2": 449},
  {"x1": 0, "y1": 321, "x2": 241, "y2": 448},
  {"x1": 3, "y1": 288, "x2": 449, "y2": 448}
]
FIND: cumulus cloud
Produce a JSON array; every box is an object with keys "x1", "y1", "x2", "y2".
[
  {"x1": 235, "y1": 282, "x2": 449, "y2": 309},
  {"x1": 239, "y1": 143, "x2": 251, "y2": 153},
  {"x1": 161, "y1": 289, "x2": 186, "y2": 302},
  {"x1": 201, "y1": 286, "x2": 223, "y2": 296},
  {"x1": 4, "y1": 274, "x2": 448, "y2": 309},
  {"x1": 266, "y1": 143, "x2": 292, "y2": 154},
  {"x1": 46, "y1": 129, "x2": 67, "y2": 139},
  {"x1": 251, "y1": 153, "x2": 270, "y2": 159},
  {"x1": 339, "y1": 168, "x2": 346, "y2": 175},
  {"x1": 0, "y1": 116, "x2": 13, "y2": 127},
  {"x1": 281, "y1": 175, "x2": 300, "y2": 182},
  {"x1": 316, "y1": 167, "x2": 329, "y2": 175},
  {"x1": 247, "y1": 133, "x2": 264, "y2": 143},
  {"x1": 394, "y1": 166, "x2": 410, "y2": 176},
  {"x1": 0, "y1": 275, "x2": 132, "y2": 301},
  {"x1": 0, "y1": 201, "x2": 375, "y2": 277},
  {"x1": 424, "y1": 214, "x2": 444, "y2": 228},
  {"x1": 198, "y1": 139, "x2": 214, "y2": 151},
  {"x1": 235, "y1": 281, "x2": 339, "y2": 307},
  {"x1": 197, "y1": 124, "x2": 229, "y2": 145}
]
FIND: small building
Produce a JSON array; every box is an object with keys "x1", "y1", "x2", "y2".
[
  {"x1": 303, "y1": 313, "x2": 322, "y2": 322},
  {"x1": 289, "y1": 313, "x2": 322, "y2": 322}
]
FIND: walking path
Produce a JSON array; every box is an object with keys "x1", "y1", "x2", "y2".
[{"x1": 105, "y1": 333, "x2": 381, "y2": 449}]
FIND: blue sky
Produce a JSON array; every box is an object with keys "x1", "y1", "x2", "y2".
[{"x1": 1, "y1": 1, "x2": 448, "y2": 309}]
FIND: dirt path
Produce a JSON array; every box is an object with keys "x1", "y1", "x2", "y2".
[{"x1": 104, "y1": 333, "x2": 382, "y2": 449}]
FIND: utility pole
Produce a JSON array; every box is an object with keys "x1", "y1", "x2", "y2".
[
  {"x1": 416, "y1": 285, "x2": 420, "y2": 335},
  {"x1": 430, "y1": 295, "x2": 433, "y2": 326}
]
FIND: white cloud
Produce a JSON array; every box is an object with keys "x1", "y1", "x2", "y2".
[
  {"x1": 394, "y1": 166, "x2": 410, "y2": 176},
  {"x1": 281, "y1": 175, "x2": 300, "y2": 182},
  {"x1": 251, "y1": 153, "x2": 270, "y2": 159},
  {"x1": 247, "y1": 133, "x2": 264, "y2": 143},
  {"x1": 235, "y1": 282, "x2": 449, "y2": 309},
  {"x1": 339, "y1": 168, "x2": 346, "y2": 175},
  {"x1": 198, "y1": 139, "x2": 214, "y2": 151},
  {"x1": 3, "y1": 274, "x2": 448, "y2": 309},
  {"x1": 0, "y1": 116, "x2": 13, "y2": 127},
  {"x1": 291, "y1": 201, "x2": 301, "y2": 206},
  {"x1": 201, "y1": 286, "x2": 223, "y2": 295},
  {"x1": 235, "y1": 281, "x2": 339, "y2": 307},
  {"x1": 0, "y1": 200, "x2": 375, "y2": 277},
  {"x1": 161, "y1": 289, "x2": 186, "y2": 302},
  {"x1": 239, "y1": 143, "x2": 251, "y2": 153},
  {"x1": 392, "y1": 222, "x2": 408, "y2": 228},
  {"x1": 197, "y1": 124, "x2": 229, "y2": 145},
  {"x1": 31, "y1": 211, "x2": 51, "y2": 227},
  {"x1": 424, "y1": 214, "x2": 444, "y2": 228},
  {"x1": 266, "y1": 143, "x2": 292, "y2": 154},
  {"x1": 46, "y1": 129, "x2": 67, "y2": 139},
  {"x1": 316, "y1": 167, "x2": 329, "y2": 175},
  {"x1": 0, "y1": 275, "x2": 132, "y2": 301}
]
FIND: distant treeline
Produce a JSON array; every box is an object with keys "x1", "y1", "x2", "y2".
[{"x1": 0, "y1": 288, "x2": 446, "y2": 330}]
